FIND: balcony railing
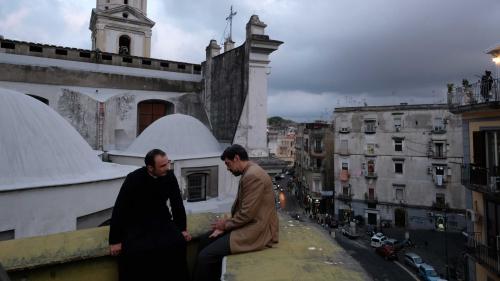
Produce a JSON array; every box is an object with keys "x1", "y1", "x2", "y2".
[
  {"x1": 364, "y1": 171, "x2": 378, "y2": 179},
  {"x1": 462, "y1": 164, "x2": 500, "y2": 194},
  {"x1": 466, "y1": 233, "x2": 500, "y2": 276},
  {"x1": 448, "y1": 79, "x2": 500, "y2": 112},
  {"x1": 432, "y1": 201, "x2": 450, "y2": 210},
  {"x1": 364, "y1": 193, "x2": 378, "y2": 203},
  {"x1": 336, "y1": 193, "x2": 353, "y2": 202}
]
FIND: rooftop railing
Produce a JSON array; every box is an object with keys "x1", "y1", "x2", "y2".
[{"x1": 448, "y1": 79, "x2": 500, "y2": 112}]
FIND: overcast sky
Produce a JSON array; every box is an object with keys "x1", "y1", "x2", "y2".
[{"x1": 1, "y1": 0, "x2": 499, "y2": 121}]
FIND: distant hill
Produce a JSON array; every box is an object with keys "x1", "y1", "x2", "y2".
[{"x1": 268, "y1": 116, "x2": 297, "y2": 127}]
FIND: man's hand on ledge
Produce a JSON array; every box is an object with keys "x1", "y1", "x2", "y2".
[
  {"x1": 110, "y1": 243, "x2": 122, "y2": 256},
  {"x1": 182, "y1": 231, "x2": 192, "y2": 242},
  {"x1": 212, "y1": 219, "x2": 227, "y2": 231},
  {"x1": 209, "y1": 229, "x2": 224, "y2": 238}
]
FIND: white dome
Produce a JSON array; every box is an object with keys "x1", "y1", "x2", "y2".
[
  {"x1": 126, "y1": 114, "x2": 222, "y2": 159},
  {"x1": 0, "y1": 88, "x2": 133, "y2": 190}
]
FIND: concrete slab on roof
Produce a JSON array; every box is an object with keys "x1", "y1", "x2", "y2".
[{"x1": 0, "y1": 53, "x2": 202, "y2": 82}]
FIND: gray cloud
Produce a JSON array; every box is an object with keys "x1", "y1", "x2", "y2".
[{"x1": 1, "y1": 0, "x2": 500, "y2": 121}]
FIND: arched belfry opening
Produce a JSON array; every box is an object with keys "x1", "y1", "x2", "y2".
[{"x1": 119, "y1": 35, "x2": 131, "y2": 55}]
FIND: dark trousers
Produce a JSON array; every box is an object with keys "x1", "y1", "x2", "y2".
[{"x1": 193, "y1": 232, "x2": 231, "y2": 281}]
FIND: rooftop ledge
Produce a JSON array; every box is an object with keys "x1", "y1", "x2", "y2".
[{"x1": 0, "y1": 213, "x2": 367, "y2": 281}]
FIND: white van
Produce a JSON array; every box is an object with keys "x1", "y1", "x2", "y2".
[{"x1": 370, "y1": 235, "x2": 386, "y2": 247}]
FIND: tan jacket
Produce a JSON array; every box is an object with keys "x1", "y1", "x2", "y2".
[{"x1": 225, "y1": 162, "x2": 279, "y2": 254}]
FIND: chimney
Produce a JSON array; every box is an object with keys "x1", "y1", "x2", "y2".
[{"x1": 224, "y1": 39, "x2": 235, "y2": 52}]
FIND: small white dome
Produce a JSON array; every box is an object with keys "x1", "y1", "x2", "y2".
[
  {"x1": 0, "y1": 88, "x2": 133, "y2": 190},
  {"x1": 126, "y1": 114, "x2": 222, "y2": 159}
]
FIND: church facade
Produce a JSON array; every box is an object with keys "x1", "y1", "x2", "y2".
[{"x1": 0, "y1": 0, "x2": 282, "y2": 158}]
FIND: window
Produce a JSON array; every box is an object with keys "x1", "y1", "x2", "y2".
[
  {"x1": 124, "y1": 0, "x2": 128, "y2": 4},
  {"x1": 316, "y1": 159, "x2": 322, "y2": 169},
  {"x1": 342, "y1": 186, "x2": 350, "y2": 196},
  {"x1": 367, "y1": 143, "x2": 375, "y2": 155},
  {"x1": 365, "y1": 159, "x2": 376, "y2": 178},
  {"x1": 119, "y1": 35, "x2": 131, "y2": 55},
  {"x1": 123, "y1": 12, "x2": 128, "y2": 18},
  {"x1": 394, "y1": 116, "x2": 402, "y2": 131},
  {"x1": 137, "y1": 100, "x2": 174, "y2": 135},
  {"x1": 368, "y1": 188, "x2": 375, "y2": 199},
  {"x1": 340, "y1": 139, "x2": 348, "y2": 154},
  {"x1": 365, "y1": 120, "x2": 376, "y2": 133},
  {"x1": 394, "y1": 161, "x2": 403, "y2": 174},
  {"x1": 433, "y1": 117, "x2": 445, "y2": 132},
  {"x1": 0, "y1": 229, "x2": 14, "y2": 241},
  {"x1": 314, "y1": 138, "x2": 322, "y2": 153},
  {"x1": 395, "y1": 188, "x2": 404, "y2": 201},
  {"x1": 395, "y1": 139, "x2": 403, "y2": 152},
  {"x1": 341, "y1": 162, "x2": 349, "y2": 170},
  {"x1": 436, "y1": 193, "x2": 445, "y2": 205},
  {"x1": 433, "y1": 142, "x2": 445, "y2": 158},
  {"x1": 187, "y1": 173, "x2": 207, "y2": 202},
  {"x1": 434, "y1": 166, "x2": 446, "y2": 187}
]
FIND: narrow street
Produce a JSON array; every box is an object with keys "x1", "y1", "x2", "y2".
[{"x1": 276, "y1": 175, "x2": 419, "y2": 281}]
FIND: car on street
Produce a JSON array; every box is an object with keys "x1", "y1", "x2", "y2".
[
  {"x1": 403, "y1": 252, "x2": 424, "y2": 271},
  {"x1": 417, "y1": 264, "x2": 445, "y2": 281},
  {"x1": 341, "y1": 227, "x2": 360, "y2": 239},
  {"x1": 375, "y1": 244, "x2": 397, "y2": 260},
  {"x1": 370, "y1": 234, "x2": 387, "y2": 247}
]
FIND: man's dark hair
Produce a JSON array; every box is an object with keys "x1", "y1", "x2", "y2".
[
  {"x1": 220, "y1": 144, "x2": 249, "y2": 161},
  {"x1": 145, "y1": 149, "x2": 166, "y2": 167}
]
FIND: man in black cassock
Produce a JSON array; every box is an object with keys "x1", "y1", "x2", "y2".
[{"x1": 109, "y1": 149, "x2": 192, "y2": 281}]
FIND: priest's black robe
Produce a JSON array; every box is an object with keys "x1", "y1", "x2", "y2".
[{"x1": 109, "y1": 167, "x2": 188, "y2": 281}]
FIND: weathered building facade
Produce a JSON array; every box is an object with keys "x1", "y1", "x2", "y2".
[
  {"x1": 449, "y1": 45, "x2": 500, "y2": 281},
  {"x1": 295, "y1": 122, "x2": 335, "y2": 215},
  {"x1": 333, "y1": 104, "x2": 466, "y2": 230}
]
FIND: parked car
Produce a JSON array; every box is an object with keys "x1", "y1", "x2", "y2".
[
  {"x1": 403, "y1": 252, "x2": 424, "y2": 271},
  {"x1": 375, "y1": 244, "x2": 397, "y2": 260},
  {"x1": 341, "y1": 227, "x2": 360, "y2": 239},
  {"x1": 417, "y1": 264, "x2": 444, "y2": 281},
  {"x1": 370, "y1": 234, "x2": 387, "y2": 247}
]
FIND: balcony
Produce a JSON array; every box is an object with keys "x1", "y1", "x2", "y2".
[
  {"x1": 462, "y1": 164, "x2": 500, "y2": 194},
  {"x1": 311, "y1": 148, "x2": 325, "y2": 158},
  {"x1": 338, "y1": 148, "x2": 349, "y2": 156},
  {"x1": 336, "y1": 193, "x2": 353, "y2": 202},
  {"x1": 364, "y1": 193, "x2": 378, "y2": 204},
  {"x1": 428, "y1": 149, "x2": 447, "y2": 159},
  {"x1": 431, "y1": 201, "x2": 450, "y2": 211},
  {"x1": 364, "y1": 171, "x2": 378, "y2": 179},
  {"x1": 448, "y1": 79, "x2": 500, "y2": 113},
  {"x1": 466, "y1": 233, "x2": 500, "y2": 276}
]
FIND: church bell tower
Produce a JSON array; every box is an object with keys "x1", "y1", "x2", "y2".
[{"x1": 90, "y1": 0, "x2": 155, "y2": 57}]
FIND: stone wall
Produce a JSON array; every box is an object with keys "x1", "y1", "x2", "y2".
[{"x1": 203, "y1": 45, "x2": 248, "y2": 143}]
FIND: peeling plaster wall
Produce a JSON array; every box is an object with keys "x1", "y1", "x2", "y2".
[{"x1": 58, "y1": 89, "x2": 99, "y2": 149}]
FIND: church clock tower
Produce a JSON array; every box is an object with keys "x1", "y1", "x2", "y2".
[{"x1": 90, "y1": 0, "x2": 155, "y2": 57}]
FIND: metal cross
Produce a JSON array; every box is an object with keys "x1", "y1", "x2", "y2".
[{"x1": 226, "y1": 5, "x2": 237, "y2": 42}]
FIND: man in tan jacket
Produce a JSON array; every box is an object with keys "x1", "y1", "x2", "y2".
[{"x1": 193, "y1": 144, "x2": 279, "y2": 281}]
